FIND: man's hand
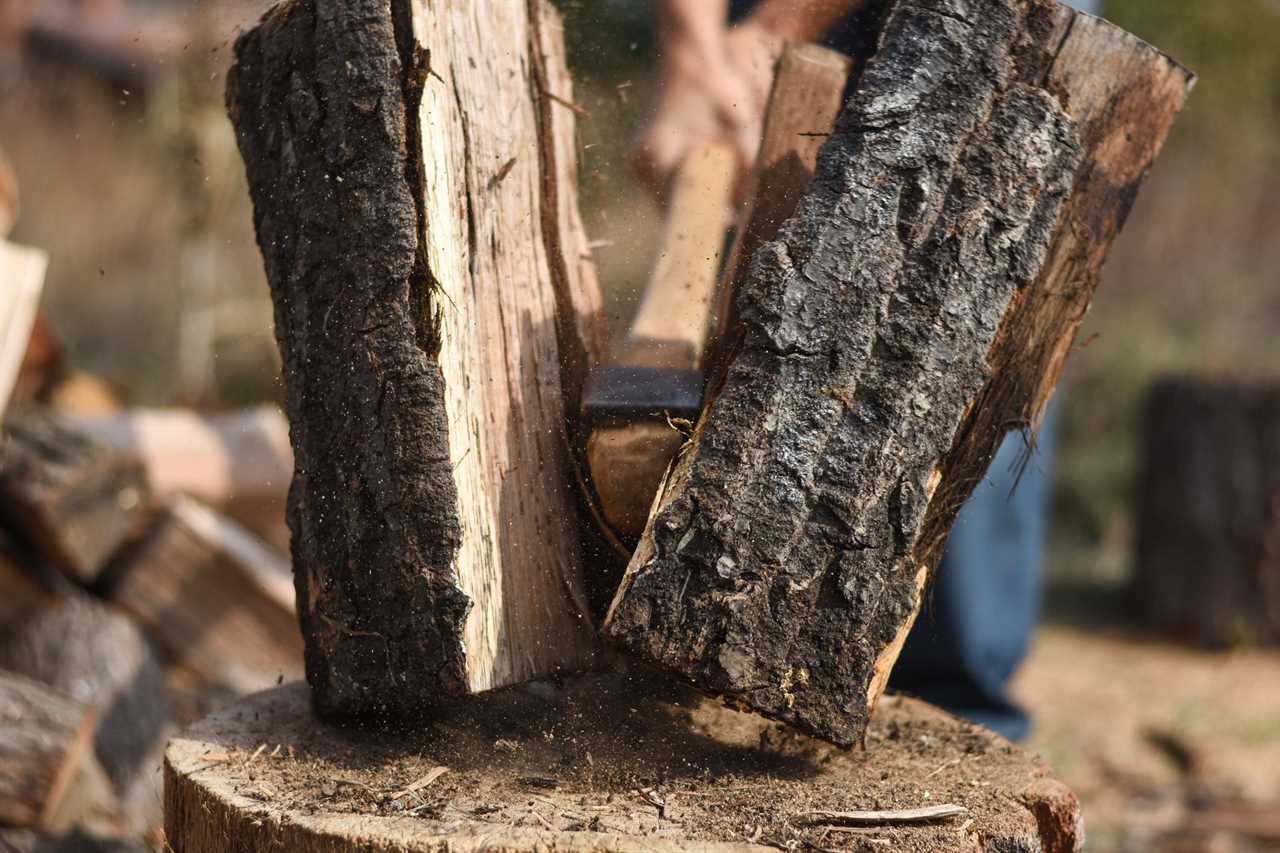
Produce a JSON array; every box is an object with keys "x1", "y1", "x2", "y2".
[
  {"x1": 631, "y1": 0, "x2": 861, "y2": 204},
  {"x1": 630, "y1": 4, "x2": 781, "y2": 205}
]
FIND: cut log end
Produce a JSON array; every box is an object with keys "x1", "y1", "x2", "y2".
[{"x1": 165, "y1": 673, "x2": 1081, "y2": 852}]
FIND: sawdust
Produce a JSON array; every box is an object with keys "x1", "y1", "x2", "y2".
[{"x1": 170, "y1": 666, "x2": 1065, "y2": 851}]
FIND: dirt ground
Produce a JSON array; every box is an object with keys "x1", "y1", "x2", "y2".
[{"x1": 1015, "y1": 625, "x2": 1280, "y2": 851}]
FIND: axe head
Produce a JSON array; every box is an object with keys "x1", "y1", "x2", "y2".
[{"x1": 580, "y1": 365, "x2": 704, "y2": 424}]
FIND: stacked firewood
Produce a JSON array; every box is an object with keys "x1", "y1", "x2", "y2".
[{"x1": 0, "y1": 154, "x2": 302, "y2": 849}]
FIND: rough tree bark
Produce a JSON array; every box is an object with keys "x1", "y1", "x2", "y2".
[
  {"x1": 226, "y1": 0, "x2": 606, "y2": 720},
  {"x1": 1133, "y1": 378, "x2": 1280, "y2": 646},
  {"x1": 606, "y1": 0, "x2": 1194, "y2": 747}
]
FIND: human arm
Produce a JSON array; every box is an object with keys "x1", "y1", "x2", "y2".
[{"x1": 631, "y1": 0, "x2": 864, "y2": 201}]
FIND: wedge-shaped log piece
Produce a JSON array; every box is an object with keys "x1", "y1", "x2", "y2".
[
  {"x1": 226, "y1": 0, "x2": 605, "y2": 719},
  {"x1": 605, "y1": 0, "x2": 1194, "y2": 747}
]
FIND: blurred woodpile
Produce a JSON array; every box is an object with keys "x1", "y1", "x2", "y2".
[{"x1": 0, "y1": 138, "x2": 300, "y2": 849}]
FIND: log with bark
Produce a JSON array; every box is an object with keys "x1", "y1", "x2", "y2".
[
  {"x1": 164, "y1": 671, "x2": 1082, "y2": 852},
  {"x1": 0, "y1": 672, "x2": 118, "y2": 834},
  {"x1": 605, "y1": 0, "x2": 1194, "y2": 747},
  {"x1": 107, "y1": 497, "x2": 302, "y2": 695},
  {"x1": 65, "y1": 406, "x2": 292, "y2": 551},
  {"x1": 0, "y1": 414, "x2": 149, "y2": 585},
  {"x1": 226, "y1": 0, "x2": 606, "y2": 721},
  {"x1": 1133, "y1": 377, "x2": 1280, "y2": 646},
  {"x1": 0, "y1": 596, "x2": 170, "y2": 833}
]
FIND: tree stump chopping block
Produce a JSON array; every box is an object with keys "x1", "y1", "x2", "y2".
[
  {"x1": 225, "y1": 0, "x2": 606, "y2": 720},
  {"x1": 164, "y1": 673, "x2": 1083, "y2": 852},
  {"x1": 604, "y1": 0, "x2": 1194, "y2": 748}
]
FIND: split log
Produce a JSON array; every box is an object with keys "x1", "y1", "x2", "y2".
[
  {"x1": 0, "y1": 596, "x2": 170, "y2": 833},
  {"x1": 0, "y1": 241, "x2": 46, "y2": 417},
  {"x1": 0, "y1": 414, "x2": 149, "y2": 584},
  {"x1": 226, "y1": 0, "x2": 605, "y2": 719},
  {"x1": 107, "y1": 497, "x2": 302, "y2": 695},
  {"x1": 605, "y1": 0, "x2": 1194, "y2": 747},
  {"x1": 65, "y1": 407, "x2": 292, "y2": 551},
  {"x1": 164, "y1": 673, "x2": 1082, "y2": 852},
  {"x1": 0, "y1": 672, "x2": 118, "y2": 834},
  {"x1": 1132, "y1": 377, "x2": 1280, "y2": 646}
]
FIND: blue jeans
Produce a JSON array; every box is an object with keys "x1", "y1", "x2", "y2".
[
  {"x1": 722, "y1": 0, "x2": 1092, "y2": 740},
  {"x1": 888, "y1": 411, "x2": 1059, "y2": 742}
]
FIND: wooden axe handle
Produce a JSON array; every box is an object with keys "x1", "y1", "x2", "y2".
[{"x1": 624, "y1": 141, "x2": 737, "y2": 368}]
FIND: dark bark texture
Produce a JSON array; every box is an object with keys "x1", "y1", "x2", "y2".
[
  {"x1": 1133, "y1": 378, "x2": 1280, "y2": 646},
  {"x1": 606, "y1": 0, "x2": 1193, "y2": 747},
  {"x1": 227, "y1": 1, "x2": 467, "y2": 720}
]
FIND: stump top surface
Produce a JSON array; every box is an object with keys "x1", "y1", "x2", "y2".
[{"x1": 165, "y1": 672, "x2": 1074, "y2": 852}]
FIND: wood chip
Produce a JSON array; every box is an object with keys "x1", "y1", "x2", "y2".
[
  {"x1": 518, "y1": 775, "x2": 559, "y2": 790},
  {"x1": 796, "y1": 804, "x2": 968, "y2": 826},
  {"x1": 391, "y1": 765, "x2": 449, "y2": 800}
]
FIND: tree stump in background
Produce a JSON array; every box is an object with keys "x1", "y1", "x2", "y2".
[
  {"x1": 226, "y1": 0, "x2": 605, "y2": 722},
  {"x1": 165, "y1": 674, "x2": 1083, "y2": 853},
  {"x1": 1133, "y1": 378, "x2": 1280, "y2": 646}
]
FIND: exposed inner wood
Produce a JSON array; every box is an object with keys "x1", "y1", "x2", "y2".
[
  {"x1": 226, "y1": 0, "x2": 605, "y2": 716},
  {"x1": 605, "y1": 0, "x2": 1193, "y2": 748}
]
